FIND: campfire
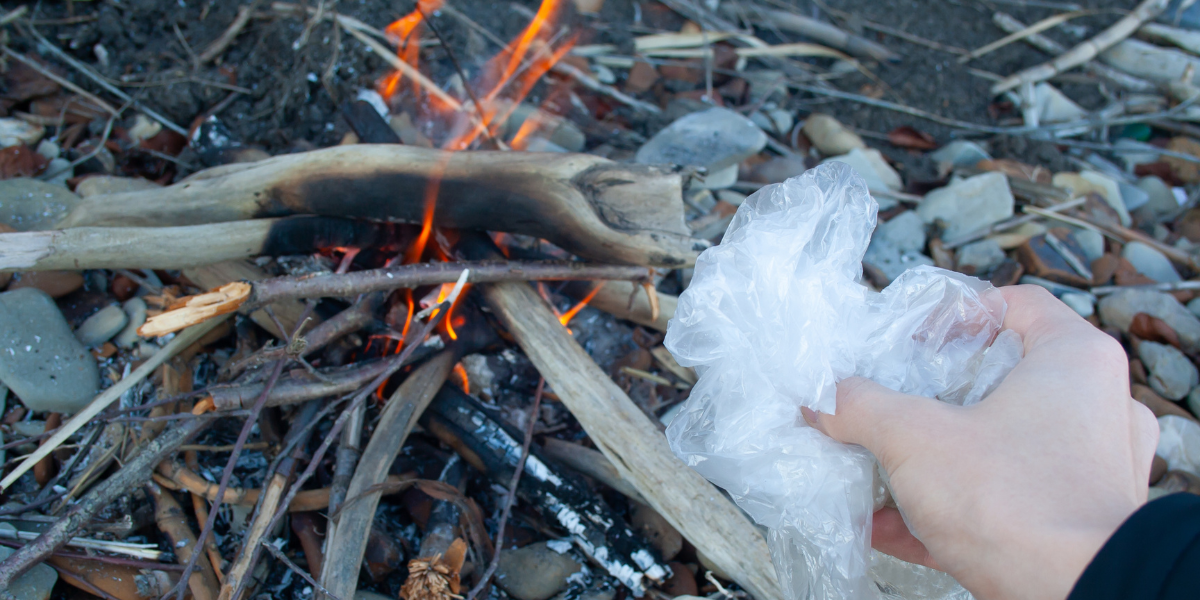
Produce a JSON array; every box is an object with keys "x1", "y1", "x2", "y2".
[{"x1": 1, "y1": 0, "x2": 1200, "y2": 600}]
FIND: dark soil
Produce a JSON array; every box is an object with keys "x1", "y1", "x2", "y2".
[{"x1": 8, "y1": 0, "x2": 1140, "y2": 179}]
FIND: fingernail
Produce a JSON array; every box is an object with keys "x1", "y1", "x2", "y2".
[{"x1": 801, "y1": 406, "x2": 822, "y2": 432}]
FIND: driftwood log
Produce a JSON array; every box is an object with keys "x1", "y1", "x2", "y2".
[
  {"x1": 0, "y1": 217, "x2": 402, "y2": 272},
  {"x1": 57, "y1": 146, "x2": 705, "y2": 268}
]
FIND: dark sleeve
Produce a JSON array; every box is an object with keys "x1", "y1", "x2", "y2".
[{"x1": 1068, "y1": 493, "x2": 1200, "y2": 600}]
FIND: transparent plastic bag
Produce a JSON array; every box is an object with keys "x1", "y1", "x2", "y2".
[{"x1": 664, "y1": 163, "x2": 1022, "y2": 600}]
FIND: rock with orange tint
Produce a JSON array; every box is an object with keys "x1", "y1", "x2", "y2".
[
  {"x1": 624, "y1": 60, "x2": 660, "y2": 94},
  {"x1": 6, "y1": 270, "x2": 84, "y2": 298},
  {"x1": 1101, "y1": 289, "x2": 1200, "y2": 352}
]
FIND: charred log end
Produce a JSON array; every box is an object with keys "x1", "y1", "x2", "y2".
[{"x1": 139, "y1": 282, "x2": 250, "y2": 337}]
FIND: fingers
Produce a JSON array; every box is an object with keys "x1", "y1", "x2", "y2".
[
  {"x1": 871, "y1": 507, "x2": 941, "y2": 571},
  {"x1": 998, "y1": 285, "x2": 1097, "y2": 350},
  {"x1": 806, "y1": 377, "x2": 947, "y2": 467},
  {"x1": 1130, "y1": 400, "x2": 1160, "y2": 497}
]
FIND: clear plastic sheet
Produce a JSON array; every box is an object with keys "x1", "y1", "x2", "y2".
[{"x1": 664, "y1": 163, "x2": 1022, "y2": 600}]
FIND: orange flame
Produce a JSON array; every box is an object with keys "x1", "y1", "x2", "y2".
[
  {"x1": 382, "y1": 0, "x2": 444, "y2": 98},
  {"x1": 559, "y1": 281, "x2": 605, "y2": 326},
  {"x1": 452, "y1": 362, "x2": 470, "y2": 394}
]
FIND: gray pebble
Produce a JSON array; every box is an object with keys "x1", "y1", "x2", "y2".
[
  {"x1": 75, "y1": 304, "x2": 128, "y2": 347},
  {"x1": 1121, "y1": 241, "x2": 1181, "y2": 283},
  {"x1": 1139, "y1": 341, "x2": 1199, "y2": 400},
  {"x1": 636, "y1": 107, "x2": 767, "y2": 173},
  {"x1": 0, "y1": 288, "x2": 99, "y2": 413},
  {"x1": 495, "y1": 542, "x2": 582, "y2": 600},
  {"x1": 0, "y1": 178, "x2": 83, "y2": 231},
  {"x1": 113, "y1": 297, "x2": 147, "y2": 348},
  {"x1": 1060, "y1": 292, "x2": 1095, "y2": 318},
  {"x1": 0, "y1": 539, "x2": 56, "y2": 600},
  {"x1": 956, "y1": 239, "x2": 1006, "y2": 275}
]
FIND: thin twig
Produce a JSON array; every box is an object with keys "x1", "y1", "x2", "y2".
[
  {"x1": 21, "y1": 26, "x2": 189, "y2": 136},
  {"x1": 199, "y1": 5, "x2": 254, "y2": 64},
  {"x1": 261, "y1": 541, "x2": 345, "y2": 600},
  {"x1": 168, "y1": 303, "x2": 315, "y2": 600},
  {"x1": 415, "y1": 5, "x2": 498, "y2": 143},
  {"x1": 0, "y1": 48, "x2": 118, "y2": 114},
  {"x1": 465, "y1": 377, "x2": 544, "y2": 600}
]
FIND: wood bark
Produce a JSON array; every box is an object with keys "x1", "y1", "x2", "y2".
[
  {"x1": 318, "y1": 350, "x2": 455, "y2": 600},
  {"x1": 58, "y1": 145, "x2": 703, "y2": 268},
  {"x1": 479, "y1": 279, "x2": 782, "y2": 600}
]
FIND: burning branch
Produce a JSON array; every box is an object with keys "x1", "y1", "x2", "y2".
[
  {"x1": 140, "y1": 260, "x2": 652, "y2": 337},
  {"x1": 59, "y1": 145, "x2": 702, "y2": 268}
]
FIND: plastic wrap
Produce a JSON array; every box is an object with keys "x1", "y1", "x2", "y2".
[
  {"x1": 664, "y1": 163, "x2": 1022, "y2": 600},
  {"x1": 1157, "y1": 415, "x2": 1200, "y2": 477}
]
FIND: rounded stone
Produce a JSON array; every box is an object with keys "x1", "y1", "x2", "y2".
[
  {"x1": 113, "y1": 297, "x2": 147, "y2": 348},
  {"x1": 1060, "y1": 292, "x2": 1095, "y2": 318},
  {"x1": 495, "y1": 542, "x2": 582, "y2": 600},
  {"x1": 75, "y1": 304, "x2": 129, "y2": 348},
  {"x1": 1121, "y1": 241, "x2": 1182, "y2": 283},
  {"x1": 0, "y1": 288, "x2": 99, "y2": 413},
  {"x1": 1139, "y1": 341, "x2": 1199, "y2": 400}
]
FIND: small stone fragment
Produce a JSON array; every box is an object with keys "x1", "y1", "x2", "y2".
[
  {"x1": 1133, "y1": 176, "x2": 1180, "y2": 225},
  {"x1": 1099, "y1": 289, "x2": 1200, "y2": 352},
  {"x1": 635, "y1": 107, "x2": 767, "y2": 173},
  {"x1": 1187, "y1": 387, "x2": 1200, "y2": 419},
  {"x1": 0, "y1": 119, "x2": 44, "y2": 148},
  {"x1": 1139, "y1": 341, "x2": 1199, "y2": 400},
  {"x1": 75, "y1": 304, "x2": 129, "y2": 348},
  {"x1": 1158, "y1": 415, "x2": 1200, "y2": 477},
  {"x1": 1015, "y1": 234, "x2": 1091, "y2": 288},
  {"x1": 823, "y1": 148, "x2": 903, "y2": 196},
  {"x1": 6, "y1": 271, "x2": 85, "y2": 298},
  {"x1": 0, "y1": 544, "x2": 56, "y2": 600},
  {"x1": 1121, "y1": 241, "x2": 1182, "y2": 283},
  {"x1": 1032, "y1": 83, "x2": 1086, "y2": 123},
  {"x1": 0, "y1": 178, "x2": 84, "y2": 231},
  {"x1": 113, "y1": 297, "x2": 147, "y2": 349},
  {"x1": 1052, "y1": 171, "x2": 1132, "y2": 227},
  {"x1": 917, "y1": 172, "x2": 1014, "y2": 241},
  {"x1": 631, "y1": 502, "x2": 683, "y2": 561},
  {"x1": 1070, "y1": 229, "x2": 1105, "y2": 263},
  {"x1": 956, "y1": 239, "x2": 1006, "y2": 275},
  {"x1": 802, "y1": 113, "x2": 865, "y2": 156},
  {"x1": 1060, "y1": 292, "x2": 1095, "y2": 318},
  {"x1": 494, "y1": 542, "x2": 582, "y2": 600},
  {"x1": 0, "y1": 288, "x2": 100, "y2": 414}
]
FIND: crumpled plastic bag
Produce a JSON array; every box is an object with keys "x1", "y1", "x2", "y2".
[{"x1": 664, "y1": 163, "x2": 1023, "y2": 600}]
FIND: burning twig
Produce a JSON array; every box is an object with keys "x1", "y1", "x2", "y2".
[
  {"x1": 990, "y1": 0, "x2": 1170, "y2": 93},
  {"x1": 318, "y1": 351, "x2": 456, "y2": 600},
  {"x1": 141, "y1": 261, "x2": 653, "y2": 337},
  {"x1": 58, "y1": 145, "x2": 701, "y2": 268}
]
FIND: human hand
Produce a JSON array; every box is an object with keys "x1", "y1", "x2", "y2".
[{"x1": 801, "y1": 285, "x2": 1159, "y2": 600}]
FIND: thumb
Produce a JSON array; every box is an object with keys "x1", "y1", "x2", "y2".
[{"x1": 802, "y1": 377, "x2": 945, "y2": 467}]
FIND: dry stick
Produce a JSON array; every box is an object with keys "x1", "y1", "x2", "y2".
[
  {"x1": 317, "y1": 350, "x2": 456, "y2": 600},
  {"x1": 199, "y1": 5, "x2": 254, "y2": 63},
  {"x1": 147, "y1": 482, "x2": 220, "y2": 600},
  {"x1": 465, "y1": 378, "x2": 544, "y2": 600},
  {"x1": 959, "y1": 10, "x2": 1089, "y2": 63},
  {"x1": 0, "y1": 417, "x2": 210, "y2": 595},
  {"x1": 991, "y1": 0, "x2": 1170, "y2": 93},
  {"x1": 22, "y1": 27, "x2": 188, "y2": 136},
  {"x1": 226, "y1": 293, "x2": 380, "y2": 377},
  {"x1": 261, "y1": 542, "x2": 345, "y2": 600},
  {"x1": 992, "y1": 12, "x2": 1156, "y2": 92},
  {"x1": 478, "y1": 279, "x2": 782, "y2": 600},
  {"x1": 169, "y1": 303, "x2": 316, "y2": 600},
  {"x1": 736, "y1": 4, "x2": 899, "y2": 61},
  {"x1": 0, "y1": 5, "x2": 28, "y2": 25},
  {"x1": 248, "y1": 275, "x2": 468, "y2": 600},
  {"x1": 0, "y1": 48, "x2": 118, "y2": 114},
  {"x1": 0, "y1": 316, "x2": 230, "y2": 491},
  {"x1": 142, "y1": 261, "x2": 652, "y2": 337},
  {"x1": 217, "y1": 400, "x2": 321, "y2": 600}
]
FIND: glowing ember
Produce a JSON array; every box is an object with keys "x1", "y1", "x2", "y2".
[{"x1": 452, "y1": 362, "x2": 470, "y2": 394}]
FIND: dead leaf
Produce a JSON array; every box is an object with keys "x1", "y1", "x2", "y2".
[
  {"x1": 886, "y1": 126, "x2": 937, "y2": 150},
  {"x1": 0, "y1": 144, "x2": 47, "y2": 179}
]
